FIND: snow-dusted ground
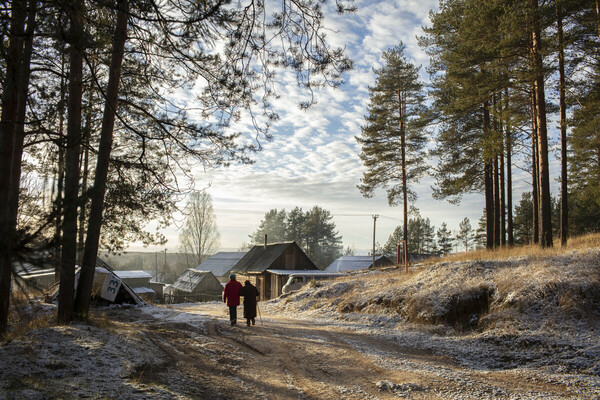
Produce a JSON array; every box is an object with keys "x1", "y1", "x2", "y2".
[
  {"x1": 264, "y1": 248, "x2": 600, "y2": 398},
  {"x1": 1, "y1": 248, "x2": 599, "y2": 399}
]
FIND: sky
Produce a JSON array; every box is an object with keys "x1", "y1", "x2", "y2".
[{"x1": 132, "y1": 0, "x2": 556, "y2": 255}]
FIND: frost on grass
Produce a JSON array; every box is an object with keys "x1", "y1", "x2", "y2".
[
  {"x1": 0, "y1": 305, "x2": 212, "y2": 399},
  {"x1": 268, "y1": 249, "x2": 600, "y2": 376},
  {"x1": 0, "y1": 323, "x2": 166, "y2": 399}
]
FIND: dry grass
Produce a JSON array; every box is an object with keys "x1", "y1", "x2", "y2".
[
  {"x1": 4, "y1": 304, "x2": 56, "y2": 342},
  {"x1": 320, "y1": 232, "x2": 600, "y2": 330},
  {"x1": 418, "y1": 232, "x2": 600, "y2": 266},
  {"x1": 87, "y1": 310, "x2": 116, "y2": 331}
]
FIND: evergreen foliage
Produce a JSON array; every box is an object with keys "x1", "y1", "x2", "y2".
[
  {"x1": 357, "y1": 43, "x2": 428, "y2": 244},
  {"x1": 249, "y1": 206, "x2": 343, "y2": 268}
]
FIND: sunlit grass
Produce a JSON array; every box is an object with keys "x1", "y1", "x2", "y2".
[
  {"x1": 4, "y1": 304, "x2": 56, "y2": 342},
  {"x1": 417, "y1": 232, "x2": 600, "y2": 266}
]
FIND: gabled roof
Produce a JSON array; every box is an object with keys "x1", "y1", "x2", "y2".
[
  {"x1": 195, "y1": 252, "x2": 247, "y2": 277},
  {"x1": 232, "y1": 242, "x2": 316, "y2": 273},
  {"x1": 324, "y1": 255, "x2": 394, "y2": 272},
  {"x1": 172, "y1": 269, "x2": 222, "y2": 293}
]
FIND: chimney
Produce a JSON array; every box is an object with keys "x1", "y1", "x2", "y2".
[{"x1": 264, "y1": 234, "x2": 268, "y2": 248}]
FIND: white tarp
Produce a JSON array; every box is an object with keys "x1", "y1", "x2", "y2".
[{"x1": 99, "y1": 272, "x2": 122, "y2": 302}]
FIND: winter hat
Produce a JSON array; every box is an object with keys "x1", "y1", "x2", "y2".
[{"x1": 229, "y1": 273, "x2": 236, "y2": 280}]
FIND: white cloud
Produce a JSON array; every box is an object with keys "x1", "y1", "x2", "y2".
[{"x1": 128, "y1": 0, "x2": 549, "y2": 255}]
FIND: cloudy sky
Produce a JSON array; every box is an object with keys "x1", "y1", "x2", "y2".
[{"x1": 138, "y1": 0, "x2": 551, "y2": 255}]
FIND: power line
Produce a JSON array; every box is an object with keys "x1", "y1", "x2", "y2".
[{"x1": 214, "y1": 209, "x2": 402, "y2": 221}]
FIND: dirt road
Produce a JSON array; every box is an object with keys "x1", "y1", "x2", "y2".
[{"x1": 111, "y1": 303, "x2": 591, "y2": 400}]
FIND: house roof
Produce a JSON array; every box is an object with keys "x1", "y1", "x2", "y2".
[
  {"x1": 267, "y1": 269, "x2": 343, "y2": 277},
  {"x1": 195, "y1": 252, "x2": 247, "y2": 277},
  {"x1": 114, "y1": 270, "x2": 153, "y2": 280},
  {"x1": 232, "y1": 242, "x2": 316, "y2": 273},
  {"x1": 324, "y1": 255, "x2": 393, "y2": 272},
  {"x1": 132, "y1": 287, "x2": 155, "y2": 294},
  {"x1": 171, "y1": 269, "x2": 221, "y2": 293}
]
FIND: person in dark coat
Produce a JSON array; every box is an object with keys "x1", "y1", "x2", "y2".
[
  {"x1": 240, "y1": 280, "x2": 259, "y2": 326},
  {"x1": 223, "y1": 273, "x2": 243, "y2": 325}
]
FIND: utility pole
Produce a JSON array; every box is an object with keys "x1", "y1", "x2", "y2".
[
  {"x1": 372, "y1": 214, "x2": 379, "y2": 268},
  {"x1": 163, "y1": 249, "x2": 167, "y2": 279}
]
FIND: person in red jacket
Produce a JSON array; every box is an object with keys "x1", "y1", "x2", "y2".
[{"x1": 223, "y1": 273, "x2": 243, "y2": 325}]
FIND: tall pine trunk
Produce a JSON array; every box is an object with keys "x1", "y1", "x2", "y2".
[
  {"x1": 529, "y1": 0, "x2": 553, "y2": 248},
  {"x1": 0, "y1": 0, "x2": 36, "y2": 334},
  {"x1": 77, "y1": 85, "x2": 95, "y2": 266},
  {"x1": 505, "y1": 97, "x2": 514, "y2": 246},
  {"x1": 54, "y1": 51, "x2": 67, "y2": 282},
  {"x1": 74, "y1": 0, "x2": 129, "y2": 319},
  {"x1": 483, "y1": 101, "x2": 494, "y2": 249},
  {"x1": 398, "y1": 88, "x2": 408, "y2": 244},
  {"x1": 492, "y1": 94, "x2": 502, "y2": 247},
  {"x1": 493, "y1": 153, "x2": 501, "y2": 248},
  {"x1": 556, "y1": 1, "x2": 568, "y2": 247},
  {"x1": 530, "y1": 87, "x2": 539, "y2": 244},
  {"x1": 58, "y1": 0, "x2": 85, "y2": 324}
]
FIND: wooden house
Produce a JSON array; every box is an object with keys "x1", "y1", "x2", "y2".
[
  {"x1": 231, "y1": 241, "x2": 318, "y2": 300},
  {"x1": 165, "y1": 269, "x2": 223, "y2": 303}
]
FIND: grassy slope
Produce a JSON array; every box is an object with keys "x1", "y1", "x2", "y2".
[{"x1": 271, "y1": 233, "x2": 600, "y2": 373}]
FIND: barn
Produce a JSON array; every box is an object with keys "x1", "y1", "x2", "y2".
[
  {"x1": 165, "y1": 269, "x2": 223, "y2": 303},
  {"x1": 324, "y1": 255, "x2": 394, "y2": 273},
  {"x1": 231, "y1": 241, "x2": 318, "y2": 300}
]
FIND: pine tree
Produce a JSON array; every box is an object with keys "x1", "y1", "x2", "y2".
[
  {"x1": 436, "y1": 222, "x2": 453, "y2": 255},
  {"x1": 456, "y1": 217, "x2": 473, "y2": 251},
  {"x1": 513, "y1": 192, "x2": 534, "y2": 245},
  {"x1": 250, "y1": 209, "x2": 288, "y2": 244},
  {"x1": 357, "y1": 43, "x2": 428, "y2": 245}
]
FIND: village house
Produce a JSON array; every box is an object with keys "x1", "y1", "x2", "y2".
[
  {"x1": 324, "y1": 255, "x2": 394, "y2": 273},
  {"x1": 231, "y1": 241, "x2": 318, "y2": 300},
  {"x1": 164, "y1": 269, "x2": 223, "y2": 303}
]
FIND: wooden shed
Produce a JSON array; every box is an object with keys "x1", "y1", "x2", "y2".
[
  {"x1": 231, "y1": 241, "x2": 318, "y2": 300},
  {"x1": 113, "y1": 270, "x2": 156, "y2": 302},
  {"x1": 165, "y1": 269, "x2": 223, "y2": 303}
]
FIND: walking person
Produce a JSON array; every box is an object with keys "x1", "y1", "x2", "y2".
[
  {"x1": 223, "y1": 274, "x2": 242, "y2": 325},
  {"x1": 240, "y1": 280, "x2": 259, "y2": 326}
]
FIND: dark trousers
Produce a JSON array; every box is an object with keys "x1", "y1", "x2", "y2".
[{"x1": 228, "y1": 306, "x2": 237, "y2": 323}]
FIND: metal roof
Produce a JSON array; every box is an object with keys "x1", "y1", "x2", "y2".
[
  {"x1": 114, "y1": 270, "x2": 153, "y2": 280},
  {"x1": 132, "y1": 287, "x2": 155, "y2": 294},
  {"x1": 194, "y1": 252, "x2": 247, "y2": 277},
  {"x1": 171, "y1": 269, "x2": 222, "y2": 293},
  {"x1": 233, "y1": 242, "x2": 317, "y2": 273},
  {"x1": 324, "y1": 255, "x2": 393, "y2": 272},
  {"x1": 267, "y1": 269, "x2": 343, "y2": 276}
]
